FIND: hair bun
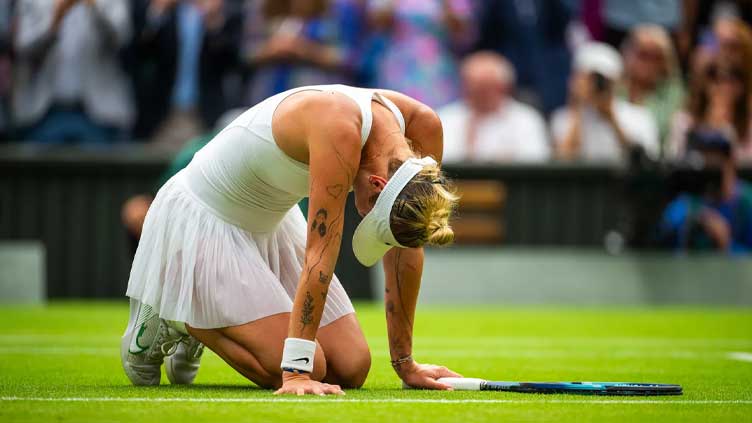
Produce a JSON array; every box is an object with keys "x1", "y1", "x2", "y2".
[
  {"x1": 426, "y1": 222, "x2": 455, "y2": 246},
  {"x1": 389, "y1": 161, "x2": 459, "y2": 248}
]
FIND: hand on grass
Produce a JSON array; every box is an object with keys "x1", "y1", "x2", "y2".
[
  {"x1": 398, "y1": 361, "x2": 462, "y2": 390},
  {"x1": 274, "y1": 372, "x2": 344, "y2": 396}
]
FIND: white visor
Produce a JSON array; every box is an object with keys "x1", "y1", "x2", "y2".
[{"x1": 352, "y1": 156, "x2": 437, "y2": 267}]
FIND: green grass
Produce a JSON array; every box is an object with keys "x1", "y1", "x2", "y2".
[{"x1": 0, "y1": 302, "x2": 751, "y2": 422}]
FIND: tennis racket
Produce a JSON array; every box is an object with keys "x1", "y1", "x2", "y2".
[{"x1": 436, "y1": 378, "x2": 683, "y2": 396}]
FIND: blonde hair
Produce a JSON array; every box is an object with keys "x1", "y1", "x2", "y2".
[
  {"x1": 624, "y1": 24, "x2": 680, "y2": 81},
  {"x1": 388, "y1": 159, "x2": 459, "y2": 248}
]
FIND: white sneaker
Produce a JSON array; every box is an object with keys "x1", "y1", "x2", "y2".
[
  {"x1": 165, "y1": 335, "x2": 204, "y2": 384},
  {"x1": 120, "y1": 299, "x2": 183, "y2": 386}
]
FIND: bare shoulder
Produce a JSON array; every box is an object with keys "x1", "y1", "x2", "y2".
[
  {"x1": 376, "y1": 89, "x2": 443, "y2": 161},
  {"x1": 273, "y1": 90, "x2": 363, "y2": 163},
  {"x1": 375, "y1": 89, "x2": 440, "y2": 126},
  {"x1": 302, "y1": 91, "x2": 363, "y2": 151}
]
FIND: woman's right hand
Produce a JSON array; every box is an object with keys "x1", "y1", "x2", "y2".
[{"x1": 274, "y1": 372, "x2": 345, "y2": 396}]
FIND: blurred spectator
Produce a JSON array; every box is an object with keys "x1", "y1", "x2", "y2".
[
  {"x1": 551, "y1": 42, "x2": 659, "y2": 163},
  {"x1": 660, "y1": 130, "x2": 752, "y2": 253},
  {"x1": 713, "y1": 15, "x2": 752, "y2": 70},
  {"x1": 438, "y1": 51, "x2": 549, "y2": 163},
  {"x1": 122, "y1": 108, "x2": 243, "y2": 250},
  {"x1": 242, "y1": 0, "x2": 364, "y2": 105},
  {"x1": 0, "y1": 1, "x2": 13, "y2": 141},
  {"x1": 366, "y1": 0, "x2": 474, "y2": 109},
  {"x1": 127, "y1": 0, "x2": 243, "y2": 148},
  {"x1": 474, "y1": 0, "x2": 573, "y2": 115},
  {"x1": 678, "y1": 0, "x2": 752, "y2": 64},
  {"x1": 13, "y1": 0, "x2": 134, "y2": 143},
  {"x1": 618, "y1": 25, "x2": 685, "y2": 155},
  {"x1": 691, "y1": 15, "x2": 752, "y2": 84},
  {"x1": 600, "y1": 0, "x2": 682, "y2": 47},
  {"x1": 667, "y1": 57, "x2": 752, "y2": 163}
]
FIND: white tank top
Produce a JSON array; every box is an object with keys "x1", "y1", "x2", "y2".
[{"x1": 181, "y1": 85, "x2": 406, "y2": 233}]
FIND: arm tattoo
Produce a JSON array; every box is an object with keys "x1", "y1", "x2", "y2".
[
  {"x1": 318, "y1": 270, "x2": 329, "y2": 284},
  {"x1": 310, "y1": 208, "x2": 328, "y2": 237},
  {"x1": 332, "y1": 148, "x2": 355, "y2": 186},
  {"x1": 303, "y1": 228, "x2": 342, "y2": 289},
  {"x1": 300, "y1": 291, "x2": 314, "y2": 331},
  {"x1": 393, "y1": 250, "x2": 413, "y2": 327},
  {"x1": 326, "y1": 184, "x2": 344, "y2": 199},
  {"x1": 386, "y1": 250, "x2": 415, "y2": 360}
]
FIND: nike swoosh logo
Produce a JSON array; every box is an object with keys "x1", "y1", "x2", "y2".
[
  {"x1": 291, "y1": 357, "x2": 310, "y2": 364},
  {"x1": 128, "y1": 323, "x2": 149, "y2": 354}
]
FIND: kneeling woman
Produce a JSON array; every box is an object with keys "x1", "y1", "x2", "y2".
[{"x1": 121, "y1": 84, "x2": 461, "y2": 395}]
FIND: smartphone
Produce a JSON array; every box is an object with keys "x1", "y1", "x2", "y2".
[{"x1": 592, "y1": 72, "x2": 610, "y2": 94}]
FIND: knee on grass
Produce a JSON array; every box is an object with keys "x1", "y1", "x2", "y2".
[{"x1": 330, "y1": 349, "x2": 371, "y2": 389}]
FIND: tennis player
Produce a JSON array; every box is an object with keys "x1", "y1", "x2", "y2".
[{"x1": 120, "y1": 84, "x2": 462, "y2": 395}]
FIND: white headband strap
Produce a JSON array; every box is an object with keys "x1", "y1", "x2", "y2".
[{"x1": 371, "y1": 156, "x2": 437, "y2": 247}]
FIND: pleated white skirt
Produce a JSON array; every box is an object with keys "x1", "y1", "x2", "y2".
[{"x1": 125, "y1": 172, "x2": 355, "y2": 329}]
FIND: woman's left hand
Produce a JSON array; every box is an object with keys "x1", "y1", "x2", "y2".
[{"x1": 398, "y1": 360, "x2": 463, "y2": 390}]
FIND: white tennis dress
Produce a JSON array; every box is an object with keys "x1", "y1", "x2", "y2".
[{"x1": 126, "y1": 85, "x2": 406, "y2": 329}]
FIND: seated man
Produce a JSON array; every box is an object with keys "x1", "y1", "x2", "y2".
[
  {"x1": 438, "y1": 51, "x2": 550, "y2": 163},
  {"x1": 660, "y1": 129, "x2": 752, "y2": 253},
  {"x1": 551, "y1": 42, "x2": 659, "y2": 163}
]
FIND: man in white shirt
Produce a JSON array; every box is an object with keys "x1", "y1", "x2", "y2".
[
  {"x1": 438, "y1": 51, "x2": 550, "y2": 163},
  {"x1": 551, "y1": 42, "x2": 659, "y2": 162}
]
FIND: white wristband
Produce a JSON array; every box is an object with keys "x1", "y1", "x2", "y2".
[{"x1": 280, "y1": 338, "x2": 316, "y2": 374}]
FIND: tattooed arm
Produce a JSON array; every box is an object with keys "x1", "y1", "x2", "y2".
[
  {"x1": 290, "y1": 104, "x2": 360, "y2": 339},
  {"x1": 376, "y1": 91, "x2": 460, "y2": 388},
  {"x1": 275, "y1": 93, "x2": 362, "y2": 395},
  {"x1": 382, "y1": 248, "x2": 462, "y2": 389},
  {"x1": 382, "y1": 248, "x2": 421, "y2": 369}
]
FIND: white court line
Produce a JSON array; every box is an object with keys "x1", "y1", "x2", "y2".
[
  {"x1": 0, "y1": 346, "x2": 708, "y2": 359},
  {"x1": 728, "y1": 352, "x2": 752, "y2": 362},
  {"x1": 1, "y1": 396, "x2": 751, "y2": 405},
  {"x1": 0, "y1": 347, "x2": 115, "y2": 355},
  {"x1": 2, "y1": 335, "x2": 750, "y2": 347}
]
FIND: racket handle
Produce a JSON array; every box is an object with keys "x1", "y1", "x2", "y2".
[{"x1": 437, "y1": 377, "x2": 485, "y2": 391}]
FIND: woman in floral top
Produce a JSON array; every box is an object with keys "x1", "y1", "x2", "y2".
[{"x1": 367, "y1": 0, "x2": 475, "y2": 109}]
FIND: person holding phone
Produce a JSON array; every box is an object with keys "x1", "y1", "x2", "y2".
[{"x1": 551, "y1": 42, "x2": 659, "y2": 163}]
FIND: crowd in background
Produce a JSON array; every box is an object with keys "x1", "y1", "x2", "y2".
[
  {"x1": 2, "y1": 0, "x2": 752, "y2": 252},
  {"x1": 1, "y1": 0, "x2": 752, "y2": 163}
]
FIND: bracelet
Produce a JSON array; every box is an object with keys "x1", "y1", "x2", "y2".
[{"x1": 390, "y1": 354, "x2": 413, "y2": 370}]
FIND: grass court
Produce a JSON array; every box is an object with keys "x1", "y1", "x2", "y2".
[{"x1": 1, "y1": 302, "x2": 751, "y2": 422}]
